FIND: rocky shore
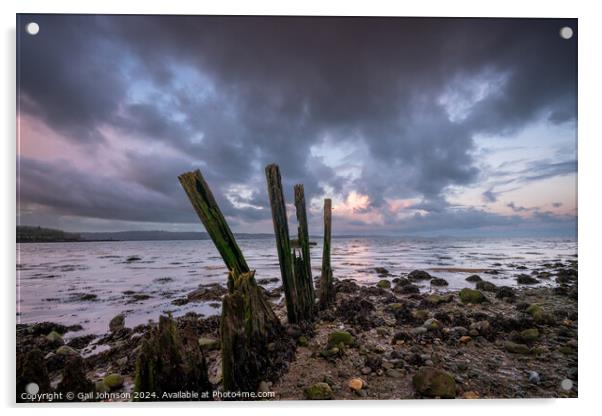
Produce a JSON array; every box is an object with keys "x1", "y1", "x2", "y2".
[{"x1": 16, "y1": 259, "x2": 577, "y2": 401}]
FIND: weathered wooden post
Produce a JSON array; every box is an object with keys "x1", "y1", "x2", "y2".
[
  {"x1": 294, "y1": 184, "x2": 315, "y2": 320},
  {"x1": 265, "y1": 164, "x2": 299, "y2": 323},
  {"x1": 318, "y1": 198, "x2": 334, "y2": 309},
  {"x1": 178, "y1": 169, "x2": 290, "y2": 393},
  {"x1": 178, "y1": 170, "x2": 249, "y2": 278}
]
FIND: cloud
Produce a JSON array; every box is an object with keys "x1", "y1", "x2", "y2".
[{"x1": 17, "y1": 15, "x2": 577, "y2": 235}]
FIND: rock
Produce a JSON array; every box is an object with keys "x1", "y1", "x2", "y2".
[
  {"x1": 257, "y1": 381, "x2": 270, "y2": 393},
  {"x1": 394, "y1": 283, "x2": 420, "y2": 294},
  {"x1": 377, "y1": 279, "x2": 391, "y2": 289},
  {"x1": 504, "y1": 341, "x2": 530, "y2": 354},
  {"x1": 67, "y1": 334, "x2": 95, "y2": 350},
  {"x1": 462, "y1": 391, "x2": 480, "y2": 399},
  {"x1": 423, "y1": 318, "x2": 442, "y2": 331},
  {"x1": 408, "y1": 270, "x2": 432, "y2": 281},
  {"x1": 95, "y1": 380, "x2": 110, "y2": 394},
  {"x1": 496, "y1": 286, "x2": 516, "y2": 300},
  {"x1": 519, "y1": 328, "x2": 539, "y2": 343},
  {"x1": 327, "y1": 330, "x2": 354, "y2": 348},
  {"x1": 109, "y1": 314, "x2": 125, "y2": 333},
  {"x1": 459, "y1": 288, "x2": 486, "y2": 304},
  {"x1": 375, "y1": 267, "x2": 390, "y2": 276},
  {"x1": 476, "y1": 281, "x2": 497, "y2": 292},
  {"x1": 517, "y1": 274, "x2": 539, "y2": 285},
  {"x1": 525, "y1": 304, "x2": 554, "y2": 324},
  {"x1": 412, "y1": 367, "x2": 456, "y2": 398},
  {"x1": 386, "y1": 369, "x2": 403, "y2": 378},
  {"x1": 412, "y1": 309, "x2": 428, "y2": 321},
  {"x1": 424, "y1": 294, "x2": 453, "y2": 305},
  {"x1": 348, "y1": 378, "x2": 364, "y2": 391},
  {"x1": 469, "y1": 320, "x2": 491, "y2": 337},
  {"x1": 186, "y1": 283, "x2": 227, "y2": 302},
  {"x1": 459, "y1": 336, "x2": 472, "y2": 344},
  {"x1": 45, "y1": 330, "x2": 64, "y2": 345},
  {"x1": 411, "y1": 327, "x2": 428, "y2": 336},
  {"x1": 56, "y1": 345, "x2": 79, "y2": 356},
  {"x1": 430, "y1": 278, "x2": 449, "y2": 286},
  {"x1": 103, "y1": 373, "x2": 124, "y2": 390},
  {"x1": 365, "y1": 354, "x2": 382, "y2": 371},
  {"x1": 466, "y1": 274, "x2": 482, "y2": 282},
  {"x1": 198, "y1": 337, "x2": 220, "y2": 351},
  {"x1": 528, "y1": 371, "x2": 540, "y2": 384},
  {"x1": 304, "y1": 382, "x2": 333, "y2": 400},
  {"x1": 126, "y1": 255, "x2": 142, "y2": 262}
]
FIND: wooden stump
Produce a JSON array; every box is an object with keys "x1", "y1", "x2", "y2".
[
  {"x1": 221, "y1": 270, "x2": 289, "y2": 393},
  {"x1": 318, "y1": 198, "x2": 334, "y2": 309}
]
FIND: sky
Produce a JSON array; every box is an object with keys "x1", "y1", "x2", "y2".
[{"x1": 17, "y1": 15, "x2": 577, "y2": 237}]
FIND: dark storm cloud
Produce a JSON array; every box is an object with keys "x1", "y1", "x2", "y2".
[{"x1": 17, "y1": 15, "x2": 577, "y2": 232}]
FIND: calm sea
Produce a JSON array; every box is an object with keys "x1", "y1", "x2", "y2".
[{"x1": 16, "y1": 237, "x2": 577, "y2": 335}]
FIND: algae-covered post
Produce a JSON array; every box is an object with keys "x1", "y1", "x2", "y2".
[
  {"x1": 318, "y1": 198, "x2": 334, "y2": 309},
  {"x1": 178, "y1": 169, "x2": 249, "y2": 278},
  {"x1": 294, "y1": 184, "x2": 315, "y2": 321},
  {"x1": 265, "y1": 164, "x2": 299, "y2": 323},
  {"x1": 178, "y1": 169, "x2": 289, "y2": 393}
]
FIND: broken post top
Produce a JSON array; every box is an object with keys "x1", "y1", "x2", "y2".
[{"x1": 178, "y1": 169, "x2": 250, "y2": 277}]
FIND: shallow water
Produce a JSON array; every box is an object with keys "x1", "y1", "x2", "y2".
[{"x1": 16, "y1": 237, "x2": 577, "y2": 334}]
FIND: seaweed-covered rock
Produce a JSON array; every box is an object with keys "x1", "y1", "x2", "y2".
[
  {"x1": 466, "y1": 275, "x2": 482, "y2": 282},
  {"x1": 337, "y1": 296, "x2": 377, "y2": 329},
  {"x1": 103, "y1": 373, "x2": 124, "y2": 390},
  {"x1": 430, "y1": 278, "x2": 449, "y2": 287},
  {"x1": 518, "y1": 328, "x2": 539, "y2": 344},
  {"x1": 327, "y1": 330, "x2": 354, "y2": 349},
  {"x1": 423, "y1": 318, "x2": 442, "y2": 331},
  {"x1": 56, "y1": 345, "x2": 79, "y2": 356},
  {"x1": 45, "y1": 330, "x2": 64, "y2": 345},
  {"x1": 394, "y1": 283, "x2": 420, "y2": 295},
  {"x1": 334, "y1": 279, "x2": 360, "y2": 293},
  {"x1": 459, "y1": 288, "x2": 486, "y2": 304},
  {"x1": 476, "y1": 281, "x2": 497, "y2": 292},
  {"x1": 504, "y1": 341, "x2": 530, "y2": 354},
  {"x1": 304, "y1": 382, "x2": 333, "y2": 400},
  {"x1": 109, "y1": 314, "x2": 125, "y2": 333},
  {"x1": 424, "y1": 294, "x2": 453, "y2": 306},
  {"x1": 377, "y1": 279, "x2": 391, "y2": 289},
  {"x1": 374, "y1": 267, "x2": 390, "y2": 276},
  {"x1": 496, "y1": 286, "x2": 516, "y2": 300},
  {"x1": 408, "y1": 270, "x2": 432, "y2": 281},
  {"x1": 412, "y1": 367, "x2": 456, "y2": 398},
  {"x1": 517, "y1": 274, "x2": 539, "y2": 285}
]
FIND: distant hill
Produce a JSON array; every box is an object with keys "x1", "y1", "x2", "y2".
[
  {"x1": 17, "y1": 226, "x2": 274, "y2": 242},
  {"x1": 17, "y1": 226, "x2": 81, "y2": 243},
  {"x1": 80, "y1": 230, "x2": 274, "y2": 241}
]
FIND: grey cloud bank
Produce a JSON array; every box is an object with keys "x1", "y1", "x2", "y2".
[{"x1": 17, "y1": 15, "x2": 577, "y2": 236}]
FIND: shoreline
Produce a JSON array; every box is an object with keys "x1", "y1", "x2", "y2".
[{"x1": 16, "y1": 261, "x2": 578, "y2": 401}]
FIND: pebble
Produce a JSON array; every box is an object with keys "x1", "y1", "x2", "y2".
[
  {"x1": 528, "y1": 371, "x2": 540, "y2": 384},
  {"x1": 348, "y1": 378, "x2": 364, "y2": 391}
]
